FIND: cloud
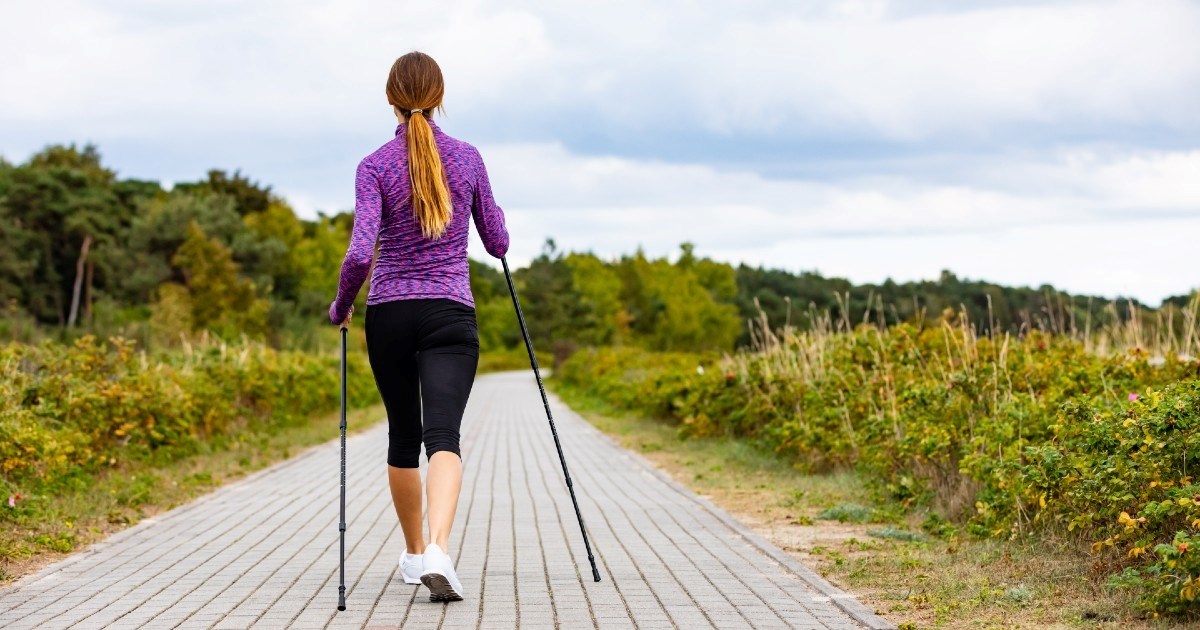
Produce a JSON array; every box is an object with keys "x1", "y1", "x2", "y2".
[
  {"x1": 689, "y1": 1, "x2": 1200, "y2": 142},
  {"x1": 3, "y1": 1, "x2": 1197, "y2": 152},
  {"x1": 481, "y1": 141, "x2": 1200, "y2": 228},
  {"x1": 1, "y1": 0, "x2": 1196, "y2": 303},
  {"x1": 470, "y1": 141, "x2": 1200, "y2": 304}
]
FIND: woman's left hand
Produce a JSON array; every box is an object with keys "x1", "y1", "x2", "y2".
[{"x1": 335, "y1": 305, "x2": 354, "y2": 329}]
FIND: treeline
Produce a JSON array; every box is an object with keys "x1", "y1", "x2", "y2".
[
  {"x1": 0, "y1": 144, "x2": 352, "y2": 349},
  {"x1": 470, "y1": 241, "x2": 743, "y2": 363},
  {"x1": 501, "y1": 246, "x2": 1197, "y2": 358},
  {"x1": 2, "y1": 144, "x2": 1193, "y2": 355},
  {"x1": 735, "y1": 267, "x2": 1197, "y2": 344}
]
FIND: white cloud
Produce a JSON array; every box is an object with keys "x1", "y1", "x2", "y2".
[
  {"x1": 470, "y1": 141, "x2": 1200, "y2": 303},
  {"x1": 482, "y1": 141, "x2": 1200, "y2": 224},
  {"x1": 2, "y1": 0, "x2": 1197, "y2": 303},
  {"x1": 3, "y1": 0, "x2": 1197, "y2": 143},
  {"x1": 681, "y1": 1, "x2": 1200, "y2": 140}
]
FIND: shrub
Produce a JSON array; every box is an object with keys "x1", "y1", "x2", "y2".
[
  {"x1": 555, "y1": 323, "x2": 1200, "y2": 613},
  {"x1": 1018, "y1": 380, "x2": 1200, "y2": 613},
  {"x1": 0, "y1": 334, "x2": 377, "y2": 492}
]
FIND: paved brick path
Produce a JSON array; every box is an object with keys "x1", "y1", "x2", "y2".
[{"x1": 0, "y1": 371, "x2": 891, "y2": 629}]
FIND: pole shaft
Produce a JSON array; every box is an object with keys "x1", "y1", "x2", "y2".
[
  {"x1": 501, "y1": 256, "x2": 601, "y2": 582},
  {"x1": 337, "y1": 326, "x2": 348, "y2": 610}
]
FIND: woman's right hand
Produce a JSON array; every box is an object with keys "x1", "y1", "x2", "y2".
[{"x1": 338, "y1": 305, "x2": 354, "y2": 330}]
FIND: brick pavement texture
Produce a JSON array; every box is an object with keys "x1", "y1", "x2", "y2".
[{"x1": 0, "y1": 371, "x2": 893, "y2": 629}]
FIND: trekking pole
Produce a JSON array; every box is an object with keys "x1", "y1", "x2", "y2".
[
  {"x1": 501, "y1": 256, "x2": 601, "y2": 582},
  {"x1": 337, "y1": 325, "x2": 348, "y2": 610}
]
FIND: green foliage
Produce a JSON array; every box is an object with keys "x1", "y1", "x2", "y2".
[
  {"x1": 867, "y1": 527, "x2": 927, "y2": 542},
  {"x1": 556, "y1": 345, "x2": 724, "y2": 420},
  {"x1": 153, "y1": 221, "x2": 270, "y2": 341},
  {"x1": 608, "y1": 245, "x2": 741, "y2": 352},
  {"x1": 819, "y1": 503, "x2": 876, "y2": 523},
  {"x1": 734, "y1": 265, "x2": 1175, "y2": 348},
  {"x1": 0, "y1": 146, "x2": 384, "y2": 349},
  {"x1": 468, "y1": 258, "x2": 520, "y2": 352},
  {"x1": 117, "y1": 189, "x2": 240, "y2": 304},
  {"x1": 557, "y1": 324, "x2": 1200, "y2": 614},
  {"x1": 0, "y1": 334, "x2": 377, "y2": 492},
  {"x1": 1018, "y1": 381, "x2": 1200, "y2": 613},
  {"x1": 509, "y1": 241, "x2": 740, "y2": 364},
  {"x1": 564, "y1": 253, "x2": 625, "y2": 346},
  {"x1": 173, "y1": 169, "x2": 274, "y2": 216},
  {"x1": 0, "y1": 144, "x2": 128, "y2": 326}
]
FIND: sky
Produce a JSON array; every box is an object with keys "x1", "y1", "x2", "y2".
[{"x1": 2, "y1": 0, "x2": 1198, "y2": 304}]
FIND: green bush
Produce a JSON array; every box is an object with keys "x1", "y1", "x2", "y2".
[
  {"x1": 556, "y1": 325, "x2": 1200, "y2": 614},
  {"x1": 1019, "y1": 380, "x2": 1200, "y2": 613},
  {"x1": 0, "y1": 334, "x2": 377, "y2": 490},
  {"x1": 557, "y1": 346, "x2": 725, "y2": 421}
]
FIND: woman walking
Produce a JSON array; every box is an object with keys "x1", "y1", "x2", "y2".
[{"x1": 328, "y1": 51, "x2": 509, "y2": 603}]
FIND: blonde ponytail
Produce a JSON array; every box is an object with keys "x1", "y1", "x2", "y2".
[
  {"x1": 386, "y1": 51, "x2": 452, "y2": 240},
  {"x1": 406, "y1": 113, "x2": 452, "y2": 239}
]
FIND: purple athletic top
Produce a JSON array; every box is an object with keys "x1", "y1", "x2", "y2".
[{"x1": 328, "y1": 117, "x2": 510, "y2": 325}]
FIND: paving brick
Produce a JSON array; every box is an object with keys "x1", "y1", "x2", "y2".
[{"x1": 0, "y1": 372, "x2": 891, "y2": 629}]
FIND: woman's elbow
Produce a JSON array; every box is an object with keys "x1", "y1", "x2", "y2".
[
  {"x1": 345, "y1": 251, "x2": 373, "y2": 273},
  {"x1": 485, "y1": 234, "x2": 510, "y2": 258}
]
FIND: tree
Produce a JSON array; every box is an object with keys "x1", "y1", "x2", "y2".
[
  {"x1": 156, "y1": 221, "x2": 269, "y2": 340},
  {"x1": 0, "y1": 144, "x2": 125, "y2": 327},
  {"x1": 120, "y1": 190, "x2": 242, "y2": 304},
  {"x1": 173, "y1": 169, "x2": 273, "y2": 216},
  {"x1": 612, "y1": 244, "x2": 740, "y2": 351},
  {"x1": 564, "y1": 252, "x2": 625, "y2": 346},
  {"x1": 468, "y1": 258, "x2": 519, "y2": 352},
  {"x1": 514, "y1": 240, "x2": 580, "y2": 362}
]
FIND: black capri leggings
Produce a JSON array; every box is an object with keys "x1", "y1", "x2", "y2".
[{"x1": 364, "y1": 298, "x2": 480, "y2": 468}]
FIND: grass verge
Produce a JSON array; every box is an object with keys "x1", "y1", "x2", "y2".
[
  {"x1": 550, "y1": 382, "x2": 1188, "y2": 629},
  {"x1": 0, "y1": 347, "x2": 541, "y2": 588},
  {"x1": 0, "y1": 401, "x2": 386, "y2": 588}
]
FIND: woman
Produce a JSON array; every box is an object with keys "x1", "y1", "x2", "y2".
[{"x1": 328, "y1": 51, "x2": 509, "y2": 603}]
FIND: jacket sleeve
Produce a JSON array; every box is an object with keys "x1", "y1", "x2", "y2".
[
  {"x1": 470, "y1": 147, "x2": 510, "y2": 258},
  {"x1": 329, "y1": 159, "x2": 382, "y2": 324}
]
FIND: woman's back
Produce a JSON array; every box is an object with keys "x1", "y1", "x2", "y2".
[
  {"x1": 329, "y1": 117, "x2": 509, "y2": 324},
  {"x1": 329, "y1": 51, "x2": 510, "y2": 604}
]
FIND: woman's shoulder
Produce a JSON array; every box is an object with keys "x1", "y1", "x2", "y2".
[
  {"x1": 359, "y1": 135, "x2": 405, "y2": 171},
  {"x1": 435, "y1": 129, "x2": 483, "y2": 161},
  {"x1": 364, "y1": 133, "x2": 408, "y2": 162},
  {"x1": 434, "y1": 131, "x2": 487, "y2": 181}
]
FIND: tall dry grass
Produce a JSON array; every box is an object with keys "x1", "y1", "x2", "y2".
[{"x1": 737, "y1": 292, "x2": 1200, "y2": 379}]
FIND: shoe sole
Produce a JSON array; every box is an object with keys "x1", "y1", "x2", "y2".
[{"x1": 421, "y1": 573, "x2": 463, "y2": 602}]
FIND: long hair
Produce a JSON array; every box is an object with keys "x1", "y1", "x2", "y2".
[{"x1": 385, "y1": 52, "x2": 451, "y2": 240}]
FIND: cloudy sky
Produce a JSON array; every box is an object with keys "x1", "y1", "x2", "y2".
[{"x1": 3, "y1": 0, "x2": 1198, "y2": 303}]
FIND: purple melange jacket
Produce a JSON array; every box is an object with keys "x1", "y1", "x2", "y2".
[{"x1": 328, "y1": 118, "x2": 510, "y2": 325}]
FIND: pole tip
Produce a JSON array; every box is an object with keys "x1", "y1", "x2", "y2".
[{"x1": 592, "y1": 568, "x2": 602, "y2": 582}]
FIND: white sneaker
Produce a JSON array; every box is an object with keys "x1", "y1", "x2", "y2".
[
  {"x1": 399, "y1": 552, "x2": 423, "y2": 585},
  {"x1": 420, "y1": 543, "x2": 464, "y2": 601}
]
